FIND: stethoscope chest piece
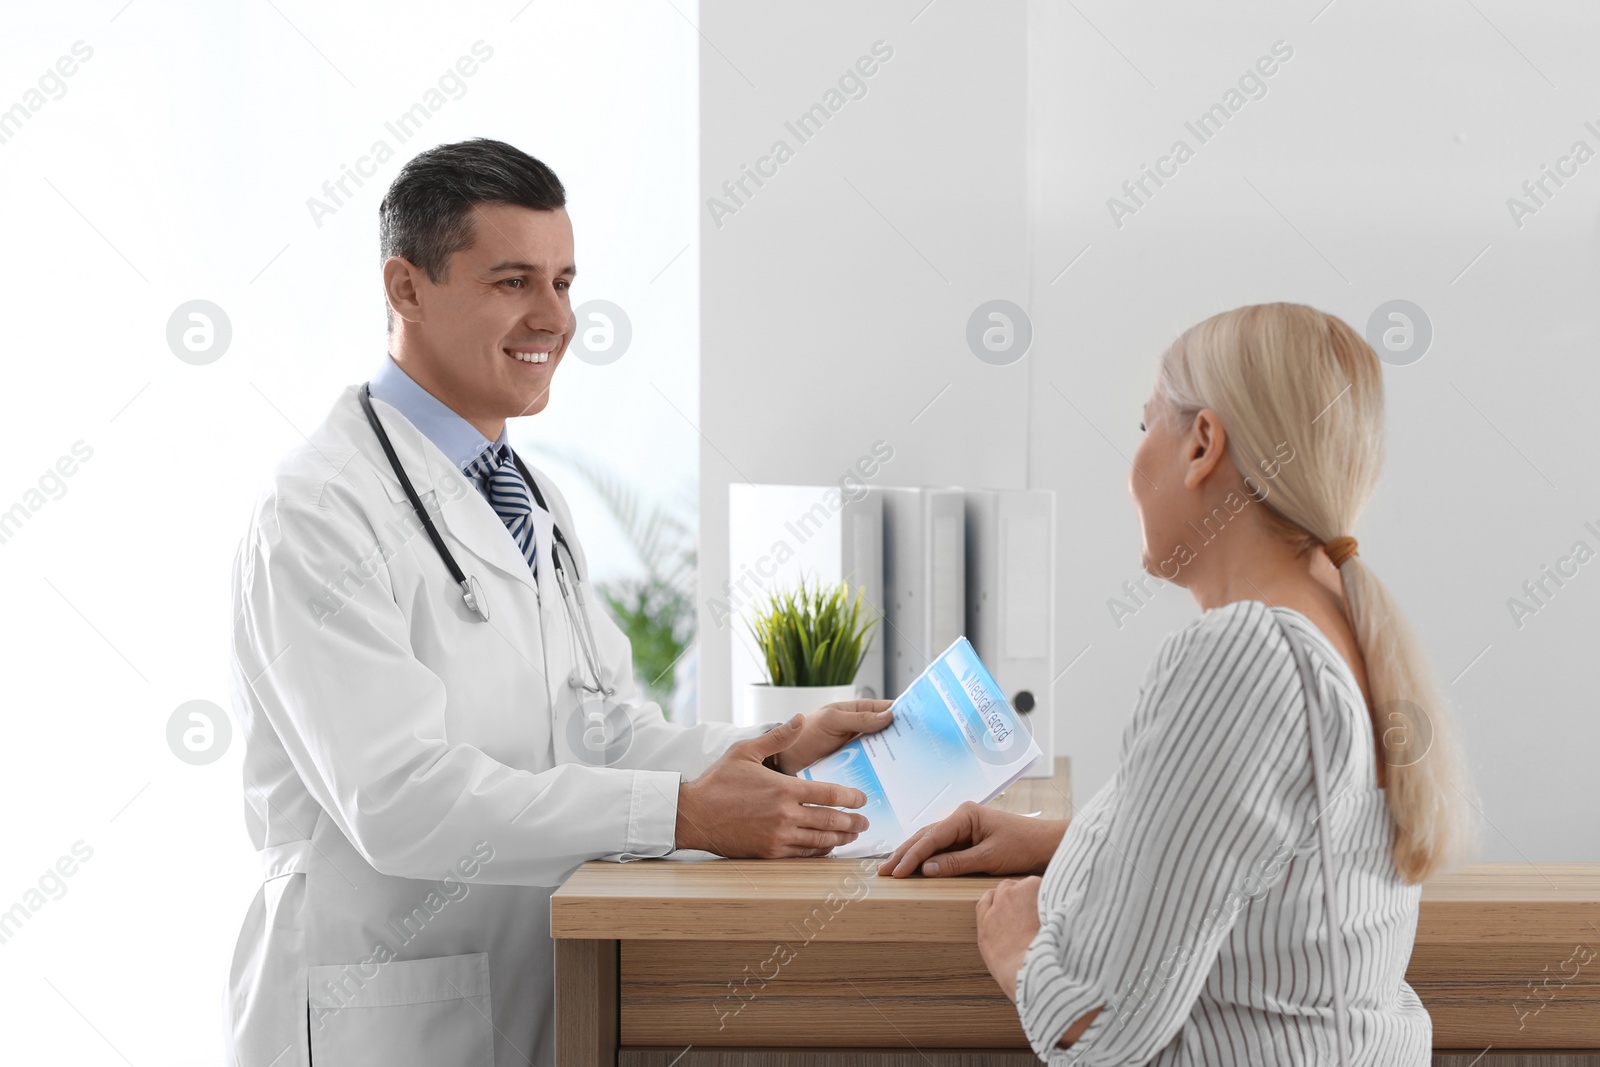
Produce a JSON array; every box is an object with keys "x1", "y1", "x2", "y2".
[{"x1": 461, "y1": 575, "x2": 489, "y2": 621}]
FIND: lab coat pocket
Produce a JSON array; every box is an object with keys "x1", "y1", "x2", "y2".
[{"x1": 307, "y1": 951, "x2": 494, "y2": 1067}]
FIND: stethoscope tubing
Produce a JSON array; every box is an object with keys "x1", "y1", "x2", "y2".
[{"x1": 357, "y1": 382, "x2": 615, "y2": 698}]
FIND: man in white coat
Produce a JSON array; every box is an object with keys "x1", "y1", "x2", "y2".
[{"x1": 224, "y1": 137, "x2": 891, "y2": 1067}]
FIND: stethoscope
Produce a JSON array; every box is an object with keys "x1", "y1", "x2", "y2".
[{"x1": 358, "y1": 383, "x2": 615, "y2": 698}]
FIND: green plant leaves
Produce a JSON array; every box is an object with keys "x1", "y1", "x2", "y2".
[
  {"x1": 748, "y1": 577, "x2": 879, "y2": 687},
  {"x1": 525, "y1": 445, "x2": 697, "y2": 718},
  {"x1": 599, "y1": 577, "x2": 693, "y2": 706}
]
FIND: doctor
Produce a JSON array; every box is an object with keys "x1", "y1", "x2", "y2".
[{"x1": 224, "y1": 137, "x2": 892, "y2": 1067}]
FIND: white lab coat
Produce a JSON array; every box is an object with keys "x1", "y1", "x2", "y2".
[{"x1": 223, "y1": 385, "x2": 770, "y2": 1067}]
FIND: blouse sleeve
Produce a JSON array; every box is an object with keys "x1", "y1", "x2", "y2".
[{"x1": 1016, "y1": 601, "x2": 1321, "y2": 1065}]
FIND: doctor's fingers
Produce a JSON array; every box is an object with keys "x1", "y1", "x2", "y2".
[
  {"x1": 790, "y1": 777, "x2": 869, "y2": 810},
  {"x1": 794, "y1": 803, "x2": 870, "y2": 834},
  {"x1": 734, "y1": 714, "x2": 807, "y2": 763},
  {"x1": 782, "y1": 825, "x2": 861, "y2": 852},
  {"x1": 817, "y1": 700, "x2": 895, "y2": 732},
  {"x1": 828, "y1": 698, "x2": 894, "y2": 714}
]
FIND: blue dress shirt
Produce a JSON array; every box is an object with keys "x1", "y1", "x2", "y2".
[{"x1": 367, "y1": 355, "x2": 509, "y2": 472}]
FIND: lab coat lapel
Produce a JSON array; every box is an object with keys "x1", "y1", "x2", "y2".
[
  {"x1": 422, "y1": 442, "x2": 545, "y2": 599},
  {"x1": 357, "y1": 389, "x2": 540, "y2": 599}
]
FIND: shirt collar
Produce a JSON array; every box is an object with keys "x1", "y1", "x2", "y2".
[{"x1": 368, "y1": 355, "x2": 508, "y2": 471}]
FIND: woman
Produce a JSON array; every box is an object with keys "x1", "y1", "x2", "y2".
[{"x1": 879, "y1": 304, "x2": 1476, "y2": 1065}]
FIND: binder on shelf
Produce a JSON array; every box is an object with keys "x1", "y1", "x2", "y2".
[
  {"x1": 965, "y1": 488, "x2": 1056, "y2": 778},
  {"x1": 873, "y1": 487, "x2": 966, "y2": 698},
  {"x1": 726, "y1": 484, "x2": 885, "y2": 725}
]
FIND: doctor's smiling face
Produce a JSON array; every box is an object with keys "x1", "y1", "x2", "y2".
[
  {"x1": 384, "y1": 203, "x2": 575, "y2": 437},
  {"x1": 378, "y1": 139, "x2": 576, "y2": 440}
]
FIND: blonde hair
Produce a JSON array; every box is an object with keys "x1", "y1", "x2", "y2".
[{"x1": 1156, "y1": 302, "x2": 1477, "y2": 884}]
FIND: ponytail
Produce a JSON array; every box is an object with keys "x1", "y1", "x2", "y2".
[{"x1": 1340, "y1": 556, "x2": 1476, "y2": 882}]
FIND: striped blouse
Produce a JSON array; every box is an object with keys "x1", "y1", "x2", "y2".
[{"x1": 1017, "y1": 599, "x2": 1430, "y2": 1065}]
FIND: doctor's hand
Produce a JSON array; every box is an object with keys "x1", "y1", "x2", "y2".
[
  {"x1": 877, "y1": 802, "x2": 1067, "y2": 879},
  {"x1": 675, "y1": 714, "x2": 873, "y2": 858},
  {"x1": 772, "y1": 699, "x2": 895, "y2": 776},
  {"x1": 975, "y1": 875, "x2": 1042, "y2": 1004}
]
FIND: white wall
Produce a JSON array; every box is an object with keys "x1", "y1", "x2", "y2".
[
  {"x1": 697, "y1": 0, "x2": 1033, "y2": 720},
  {"x1": 700, "y1": 0, "x2": 1600, "y2": 862}
]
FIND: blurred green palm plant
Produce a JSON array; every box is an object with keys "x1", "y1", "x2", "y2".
[
  {"x1": 749, "y1": 577, "x2": 878, "y2": 687},
  {"x1": 530, "y1": 446, "x2": 694, "y2": 711}
]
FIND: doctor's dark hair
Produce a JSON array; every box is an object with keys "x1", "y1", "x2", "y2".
[{"x1": 378, "y1": 138, "x2": 566, "y2": 330}]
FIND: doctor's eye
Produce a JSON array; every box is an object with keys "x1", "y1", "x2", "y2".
[
  {"x1": 499, "y1": 277, "x2": 525, "y2": 290},
  {"x1": 554, "y1": 279, "x2": 570, "y2": 292}
]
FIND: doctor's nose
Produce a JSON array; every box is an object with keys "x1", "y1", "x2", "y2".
[{"x1": 520, "y1": 280, "x2": 569, "y2": 323}]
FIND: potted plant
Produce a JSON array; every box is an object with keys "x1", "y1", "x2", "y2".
[{"x1": 744, "y1": 577, "x2": 879, "y2": 724}]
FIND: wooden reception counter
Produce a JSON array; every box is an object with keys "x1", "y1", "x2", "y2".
[{"x1": 551, "y1": 761, "x2": 1600, "y2": 1066}]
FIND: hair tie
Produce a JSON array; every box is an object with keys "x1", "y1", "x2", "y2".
[{"x1": 1323, "y1": 535, "x2": 1359, "y2": 568}]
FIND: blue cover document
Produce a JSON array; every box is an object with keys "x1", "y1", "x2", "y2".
[{"x1": 798, "y1": 636, "x2": 1043, "y2": 859}]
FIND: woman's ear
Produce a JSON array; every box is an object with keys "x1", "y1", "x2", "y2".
[{"x1": 1181, "y1": 408, "x2": 1229, "y2": 490}]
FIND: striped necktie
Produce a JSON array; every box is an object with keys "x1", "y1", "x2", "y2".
[{"x1": 463, "y1": 443, "x2": 537, "y2": 574}]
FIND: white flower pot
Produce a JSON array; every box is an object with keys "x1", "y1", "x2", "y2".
[{"x1": 739, "y1": 683, "x2": 858, "y2": 728}]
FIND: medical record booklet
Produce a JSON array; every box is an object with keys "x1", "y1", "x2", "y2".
[{"x1": 798, "y1": 636, "x2": 1043, "y2": 859}]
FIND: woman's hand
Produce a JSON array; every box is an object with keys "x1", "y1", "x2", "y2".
[
  {"x1": 976, "y1": 875, "x2": 1042, "y2": 1003},
  {"x1": 876, "y1": 801, "x2": 1066, "y2": 878}
]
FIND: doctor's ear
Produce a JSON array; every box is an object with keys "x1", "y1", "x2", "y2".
[{"x1": 382, "y1": 256, "x2": 427, "y2": 324}]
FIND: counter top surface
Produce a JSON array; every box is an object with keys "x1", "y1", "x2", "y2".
[
  {"x1": 553, "y1": 757, "x2": 1076, "y2": 942},
  {"x1": 553, "y1": 758, "x2": 1598, "y2": 942},
  {"x1": 552, "y1": 855, "x2": 1600, "y2": 943}
]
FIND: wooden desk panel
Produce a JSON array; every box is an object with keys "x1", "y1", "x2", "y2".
[
  {"x1": 1410, "y1": 865, "x2": 1600, "y2": 1049},
  {"x1": 621, "y1": 940, "x2": 1028, "y2": 1048},
  {"x1": 552, "y1": 759, "x2": 1600, "y2": 1058}
]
